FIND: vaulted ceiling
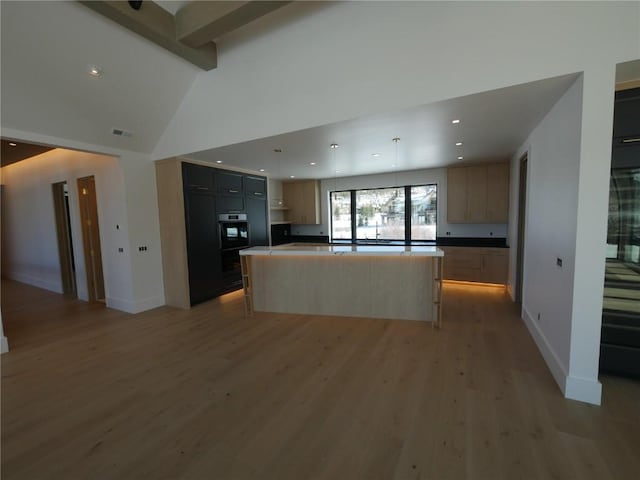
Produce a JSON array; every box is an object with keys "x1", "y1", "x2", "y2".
[{"x1": 2, "y1": 2, "x2": 638, "y2": 177}]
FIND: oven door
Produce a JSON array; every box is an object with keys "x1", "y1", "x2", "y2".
[{"x1": 219, "y1": 221, "x2": 249, "y2": 250}]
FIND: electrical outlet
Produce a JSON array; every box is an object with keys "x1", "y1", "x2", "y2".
[
  {"x1": 118, "y1": 247, "x2": 124, "y2": 253},
  {"x1": 556, "y1": 257, "x2": 563, "y2": 267}
]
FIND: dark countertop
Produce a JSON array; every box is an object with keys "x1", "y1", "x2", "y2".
[{"x1": 290, "y1": 235, "x2": 509, "y2": 248}]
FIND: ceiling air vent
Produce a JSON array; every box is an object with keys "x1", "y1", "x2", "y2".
[{"x1": 112, "y1": 128, "x2": 133, "y2": 137}]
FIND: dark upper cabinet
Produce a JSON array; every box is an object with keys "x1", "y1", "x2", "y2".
[
  {"x1": 183, "y1": 191, "x2": 220, "y2": 305},
  {"x1": 613, "y1": 87, "x2": 640, "y2": 143},
  {"x1": 216, "y1": 170, "x2": 244, "y2": 195},
  {"x1": 246, "y1": 194, "x2": 268, "y2": 247},
  {"x1": 245, "y1": 175, "x2": 267, "y2": 197},
  {"x1": 216, "y1": 194, "x2": 245, "y2": 214},
  {"x1": 183, "y1": 163, "x2": 214, "y2": 192}
]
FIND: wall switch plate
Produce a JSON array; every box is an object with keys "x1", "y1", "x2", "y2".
[{"x1": 556, "y1": 257, "x2": 563, "y2": 267}]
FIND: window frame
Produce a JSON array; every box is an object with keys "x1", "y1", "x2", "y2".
[{"x1": 330, "y1": 183, "x2": 438, "y2": 244}]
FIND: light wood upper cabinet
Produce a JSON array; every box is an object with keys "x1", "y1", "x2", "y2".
[
  {"x1": 446, "y1": 167, "x2": 467, "y2": 223},
  {"x1": 283, "y1": 180, "x2": 321, "y2": 224},
  {"x1": 465, "y1": 165, "x2": 488, "y2": 222},
  {"x1": 447, "y1": 162, "x2": 509, "y2": 223},
  {"x1": 486, "y1": 162, "x2": 510, "y2": 223}
]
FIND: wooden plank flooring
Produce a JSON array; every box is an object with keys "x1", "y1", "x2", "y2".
[{"x1": 2, "y1": 279, "x2": 639, "y2": 479}]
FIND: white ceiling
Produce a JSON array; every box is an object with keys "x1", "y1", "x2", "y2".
[
  {"x1": 184, "y1": 73, "x2": 578, "y2": 180},
  {"x1": 0, "y1": 1, "x2": 199, "y2": 154},
  {"x1": 0, "y1": 1, "x2": 630, "y2": 180}
]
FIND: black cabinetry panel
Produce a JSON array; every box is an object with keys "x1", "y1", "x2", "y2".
[
  {"x1": 183, "y1": 163, "x2": 214, "y2": 191},
  {"x1": 245, "y1": 175, "x2": 267, "y2": 196},
  {"x1": 216, "y1": 170, "x2": 244, "y2": 194},
  {"x1": 184, "y1": 192, "x2": 220, "y2": 305},
  {"x1": 216, "y1": 195, "x2": 245, "y2": 214},
  {"x1": 246, "y1": 194, "x2": 268, "y2": 246},
  {"x1": 613, "y1": 87, "x2": 640, "y2": 142}
]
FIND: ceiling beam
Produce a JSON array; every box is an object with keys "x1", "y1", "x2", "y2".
[
  {"x1": 78, "y1": 1, "x2": 217, "y2": 70},
  {"x1": 175, "y1": 1, "x2": 292, "y2": 47}
]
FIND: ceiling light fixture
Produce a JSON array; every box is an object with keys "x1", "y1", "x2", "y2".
[
  {"x1": 310, "y1": 162, "x2": 316, "y2": 166},
  {"x1": 216, "y1": 160, "x2": 222, "y2": 164},
  {"x1": 290, "y1": 175, "x2": 295, "y2": 178},
  {"x1": 259, "y1": 169, "x2": 265, "y2": 172},
  {"x1": 456, "y1": 142, "x2": 463, "y2": 146},
  {"x1": 88, "y1": 65, "x2": 103, "y2": 77},
  {"x1": 372, "y1": 153, "x2": 380, "y2": 157},
  {"x1": 8, "y1": 142, "x2": 17, "y2": 147},
  {"x1": 330, "y1": 143, "x2": 339, "y2": 149},
  {"x1": 458, "y1": 156, "x2": 464, "y2": 160},
  {"x1": 452, "y1": 119, "x2": 461, "y2": 124}
]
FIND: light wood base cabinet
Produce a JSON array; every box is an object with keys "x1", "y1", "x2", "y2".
[{"x1": 440, "y1": 246, "x2": 508, "y2": 285}]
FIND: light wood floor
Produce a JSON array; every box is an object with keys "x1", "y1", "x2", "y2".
[{"x1": 2, "y1": 280, "x2": 639, "y2": 480}]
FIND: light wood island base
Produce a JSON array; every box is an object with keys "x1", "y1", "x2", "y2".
[{"x1": 241, "y1": 245, "x2": 443, "y2": 326}]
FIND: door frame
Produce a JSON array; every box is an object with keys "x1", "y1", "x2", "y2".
[
  {"x1": 52, "y1": 181, "x2": 77, "y2": 296},
  {"x1": 515, "y1": 153, "x2": 528, "y2": 303}
]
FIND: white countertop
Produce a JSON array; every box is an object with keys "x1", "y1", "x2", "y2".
[{"x1": 240, "y1": 243, "x2": 444, "y2": 257}]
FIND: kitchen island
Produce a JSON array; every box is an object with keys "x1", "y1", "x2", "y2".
[{"x1": 239, "y1": 244, "x2": 444, "y2": 326}]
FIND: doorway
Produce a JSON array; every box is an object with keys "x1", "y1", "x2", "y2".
[
  {"x1": 77, "y1": 176, "x2": 105, "y2": 302},
  {"x1": 52, "y1": 181, "x2": 77, "y2": 296},
  {"x1": 515, "y1": 153, "x2": 528, "y2": 303}
]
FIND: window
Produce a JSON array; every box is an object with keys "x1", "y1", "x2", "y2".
[
  {"x1": 356, "y1": 187, "x2": 405, "y2": 241},
  {"x1": 330, "y1": 191, "x2": 352, "y2": 240},
  {"x1": 330, "y1": 184, "x2": 437, "y2": 243}
]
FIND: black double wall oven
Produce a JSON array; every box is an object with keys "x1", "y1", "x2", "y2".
[{"x1": 219, "y1": 214, "x2": 249, "y2": 292}]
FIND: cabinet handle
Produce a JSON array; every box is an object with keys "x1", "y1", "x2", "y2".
[
  {"x1": 253, "y1": 192, "x2": 263, "y2": 196},
  {"x1": 228, "y1": 189, "x2": 239, "y2": 193},
  {"x1": 196, "y1": 186, "x2": 209, "y2": 191}
]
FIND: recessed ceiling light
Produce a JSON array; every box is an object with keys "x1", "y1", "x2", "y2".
[
  {"x1": 259, "y1": 169, "x2": 265, "y2": 172},
  {"x1": 452, "y1": 119, "x2": 461, "y2": 124},
  {"x1": 458, "y1": 156, "x2": 464, "y2": 160},
  {"x1": 290, "y1": 175, "x2": 295, "y2": 178},
  {"x1": 88, "y1": 65, "x2": 103, "y2": 77},
  {"x1": 216, "y1": 160, "x2": 222, "y2": 164},
  {"x1": 335, "y1": 170, "x2": 340, "y2": 174},
  {"x1": 456, "y1": 142, "x2": 463, "y2": 146},
  {"x1": 310, "y1": 162, "x2": 316, "y2": 166},
  {"x1": 330, "y1": 143, "x2": 339, "y2": 149},
  {"x1": 8, "y1": 142, "x2": 17, "y2": 147},
  {"x1": 372, "y1": 153, "x2": 380, "y2": 157}
]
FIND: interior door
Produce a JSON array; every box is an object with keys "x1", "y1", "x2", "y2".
[{"x1": 77, "y1": 176, "x2": 105, "y2": 302}]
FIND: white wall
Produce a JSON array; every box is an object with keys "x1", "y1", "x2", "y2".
[
  {"x1": 510, "y1": 72, "x2": 616, "y2": 405},
  {"x1": 511, "y1": 77, "x2": 583, "y2": 396},
  {"x1": 0, "y1": 128, "x2": 166, "y2": 315},
  {"x1": 287, "y1": 168, "x2": 508, "y2": 239},
  {"x1": 0, "y1": 148, "x2": 133, "y2": 305}
]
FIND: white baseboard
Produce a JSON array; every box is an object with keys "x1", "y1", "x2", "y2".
[
  {"x1": 1, "y1": 335, "x2": 9, "y2": 354},
  {"x1": 5, "y1": 272, "x2": 62, "y2": 294},
  {"x1": 106, "y1": 295, "x2": 164, "y2": 314},
  {"x1": 521, "y1": 307, "x2": 601, "y2": 405}
]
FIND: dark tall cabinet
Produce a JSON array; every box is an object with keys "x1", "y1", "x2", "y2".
[
  {"x1": 182, "y1": 163, "x2": 220, "y2": 305},
  {"x1": 245, "y1": 175, "x2": 268, "y2": 247},
  {"x1": 175, "y1": 162, "x2": 269, "y2": 306}
]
